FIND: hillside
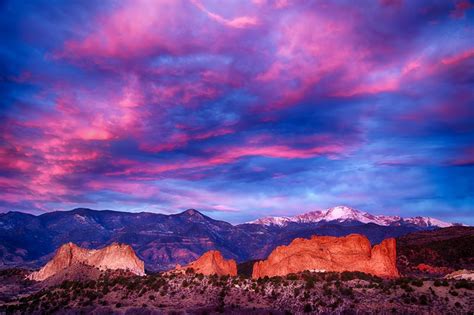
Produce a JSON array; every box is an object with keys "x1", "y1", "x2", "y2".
[
  {"x1": 397, "y1": 226, "x2": 474, "y2": 274},
  {"x1": 1, "y1": 268, "x2": 473, "y2": 314}
]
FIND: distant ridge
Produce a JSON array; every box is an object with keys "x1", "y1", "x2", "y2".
[{"x1": 248, "y1": 205, "x2": 456, "y2": 228}]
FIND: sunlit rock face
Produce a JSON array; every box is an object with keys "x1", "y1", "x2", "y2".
[
  {"x1": 416, "y1": 263, "x2": 452, "y2": 275},
  {"x1": 28, "y1": 242, "x2": 145, "y2": 281},
  {"x1": 252, "y1": 234, "x2": 399, "y2": 279},
  {"x1": 445, "y1": 269, "x2": 474, "y2": 281},
  {"x1": 177, "y1": 250, "x2": 237, "y2": 276}
]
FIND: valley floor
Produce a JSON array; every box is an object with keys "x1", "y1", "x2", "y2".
[{"x1": 0, "y1": 268, "x2": 473, "y2": 314}]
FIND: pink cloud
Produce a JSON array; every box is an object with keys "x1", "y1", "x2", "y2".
[
  {"x1": 379, "y1": 0, "x2": 403, "y2": 8},
  {"x1": 449, "y1": 147, "x2": 474, "y2": 166},
  {"x1": 450, "y1": 0, "x2": 473, "y2": 18},
  {"x1": 59, "y1": 0, "x2": 192, "y2": 60},
  {"x1": 87, "y1": 180, "x2": 162, "y2": 199},
  {"x1": 140, "y1": 127, "x2": 235, "y2": 153},
  {"x1": 0, "y1": 147, "x2": 31, "y2": 172},
  {"x1": 191, "y1": 0, "x2": 258, "y2": 29},
  {"x1": 58, "y1": 0, "x2": 261, "y2": 62},
  {"x1": 441, "y1": 48, "x2": 474, "y2": 65},
  {"x1": 4, "y1": 0, "x2": 472, "y2": 216},
  {"x1": 108, "y1": 140, "x2": 349, "y2": 180},
  {"x1": 334, "y1": 74, "x2": 400, "y2": 97},
  {"x1": 400, "y1": 91, "x2": 473, "y2": 124},
  {"x1": 208, "y1": 144, "x2": 345, "y2": 161},
  {"x1": 250, "y1": 7, "x2": 409, "y2": 106}
]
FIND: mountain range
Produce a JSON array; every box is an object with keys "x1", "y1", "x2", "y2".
[
  {"x1": 0, "y1": 206, "x2": 462, "y2": 271},
  {"x1": 248, "y1": 206, "x2": 454, "y2": 228}
]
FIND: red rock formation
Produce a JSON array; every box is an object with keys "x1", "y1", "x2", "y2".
[
  {"x1": 28, "y1": 242, "x2": 145, "y2": 281},
  {"x1": 252, "y1": 234, "x2": 399, "y2": 279},
  {"x1": 416, "y1": 263, "x2": 452, "y2": 275},
  {"x1": 177, "y1": 250, "x2": 237, "y2": 276}
]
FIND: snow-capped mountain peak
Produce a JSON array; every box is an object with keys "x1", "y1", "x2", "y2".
[
  {"x1": 322, "y1": 206, "x2": 367, "y2": 222},
  {"x1": 295, "y1": 206, "x2": 395, "y2": 225},
  {"x1": 247, "y1": 206, "x2": 454, "y2": 228}
]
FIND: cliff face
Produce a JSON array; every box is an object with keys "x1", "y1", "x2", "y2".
[
  {"x1": 28, "y1": 242, "x2": 145, "y2": 281},
  {"x1": 252, "y1": 234, "x2": 399, "y2": 279},
  {"x1": 178, "y1": 250, "x2": 237, "y2": 276}
]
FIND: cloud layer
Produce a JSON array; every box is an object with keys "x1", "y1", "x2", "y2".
[{"x1": 1, "y1": 0, "x2": 473, "y2": 223}]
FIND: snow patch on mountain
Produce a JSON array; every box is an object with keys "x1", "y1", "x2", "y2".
[
  {"x1": 251, "y1": 216, "x2": 294, "y2": 226},
  {"x1": 403, "y1": 216, "x2": 453, "y2": 228}
]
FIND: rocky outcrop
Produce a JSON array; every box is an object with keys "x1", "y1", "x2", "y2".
[
  {"x1": 28, "y1": 242, "x2": 145, "y2": 281},
  {"x1": 177, "y1": 250, "x2": 237, "y2": 276},
  {"x1": 445, "y1": 269, "x2": 474, "y2": 281},
  {"x1": 416, "y1": 263, "x2": 452, "y2": 275},
  {"x1": 252, "y1": 234, "x2": 399, "y2": 279}
]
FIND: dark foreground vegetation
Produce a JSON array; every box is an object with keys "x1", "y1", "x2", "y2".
[
  {"x1": 1, "y1": 268, "x2": 473, "y2": 314},
  {"x1": 397, "y1": 226, "x2": 474, "y2": 274}
]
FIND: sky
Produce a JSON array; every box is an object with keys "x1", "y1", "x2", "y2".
[{"x1": 0, "y1": 0, "x2": 473, "y2": 224}]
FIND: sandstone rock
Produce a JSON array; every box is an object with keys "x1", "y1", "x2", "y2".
[
  {"x1": 177, "y1": 250, "x2": 237, "y2": 276},
  {"x1": 445, "y1": 269, "x2": 474, "y2": 281},
  {"x1": 252, "y1": 234, "x2": 399, "y2": 279},
  {"x1": 28, "y1": 242, "x2": 145, "y2": 281},
  {"x1": 416, "y1": 263, "x2": 452, "y2": 275}
]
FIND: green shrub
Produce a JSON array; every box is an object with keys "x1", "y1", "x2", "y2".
[
  {"x1": 339, "y1": 286, "x2": 353, "y2": 297},
  {"x1": 271, "y1": 276, "x2": 283, "y2": 285},
  {"x1": 286, "y1": 274, "x2": 298, "y2": 281},
  {"x1": 325, "y1": 273, "x2": 339, "y2": 282},
  {"x1": 196, "y1": 273, "x2": 204, "y2": 280},
  {"x1": 434, "y1": 279, "x2": 449, "y2": 287},
  {"x1": 323, "y1": 284, "x2": 333, "y2": 296},
  {"x1": 294, "y1": 287, "x2": 301, "y2": 297},
  {"x1": 341, "y1": 271, "x2": 355, "y2": 281},
  {"x1": 305, "y1": 278, "x2": 315, "y2": 290},
  {"x1": 454, "y1": 279, "x2": 473, "y2": 290},
  {"x1": 401, "y1": 283, "x2": 414, "y2": 292},
  {"x1": 102, "y1": 286, "x2": 110, "y2": 295},
  {"x1": 419, "y1": 294, "x2": 428, "y2": 305}
]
